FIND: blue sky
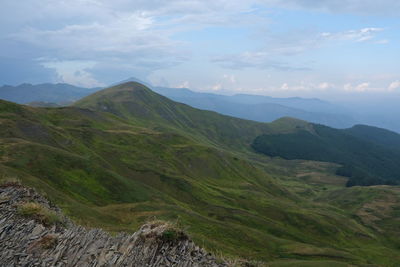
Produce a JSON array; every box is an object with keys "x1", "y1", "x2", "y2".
[{"x1": 0, "y1": 0, "x2": 399, "y2": 99}]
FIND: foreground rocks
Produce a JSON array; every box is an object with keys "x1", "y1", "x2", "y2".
[{"x1": 0, "y1": 185, "x2": 226, "y2": 266}]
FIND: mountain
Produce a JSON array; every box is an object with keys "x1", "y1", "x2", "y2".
[
  {"x1": 109, "y1": 77, "x2": 153, "y2": 88},
  {"x1": 1, "y1": 82, "x2": 400, "y2": 265},
  {"x1": 153, "y1": 86, "x2": 357, "y2": 128},
  {"x1": 0, "y1": 81, "x2": 357, "y2": 128},
  {"x1": 75, "y1": 82, "x2": 272, "y2": 150},
  {"x1": 344, "y1": 124, "x2": 400, "y2": 150},
  {"x1": 0, "y1": 83, "x2": 100, "y2": 104},
  {"x1": 252, "y1": 118, "x2": 400, "y2": 186}
]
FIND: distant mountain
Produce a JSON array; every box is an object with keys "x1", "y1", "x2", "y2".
[
  {"x1": 153, "y1": 86, "x2": 357, "y2": 128},
  {"x1": 344, "y1": 124, "x2": 400, "y2": 150},
  {"x1": 0, "y1": 83, "x2": 100, "y2": 104},
  {"x1": 252, "y1": 118, "x2": 400, "y2": 186}
]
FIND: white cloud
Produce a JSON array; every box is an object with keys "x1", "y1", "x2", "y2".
[
  {"x1": 212, "y1": 51, "x2": 309, "y2": 70},
  {"x1": 43, "y1": 60, "x2": 105, "y2": 87},
  {"x1": 342, "y1": 82, "x2": 399, "y2": 93},
  {"x1": 223, "y1": 74, "x2": 237, "y2": 84},
  {"x1": 344, "y1": 82, "x2": 370, "y2": 92},
  {"x1": 177, "y1": 81, "x2": 190, "y2": 88},
  {"x1": 278, "y1": 82, "x2": 334, "y2": 92},
  {"x1": 211, "y1": 83, "x2": 223, "y2": 91},
  {"x1": 318, "y1": 82, "x2": 334, "y2": 90},
  {"x1": 263, "y1": 0, "x2": 400, "y2": 16},
  {"x1": 388, "y1": 81, "x2": 400, "y2": 91},
  {"x1": 213, "y1": 27, "x2": 384, "y2": 70},
  {"x1": 0, "y1": 0, "x2": 398, "y2": 89},
  {"x1": 321, "y1": 28, "x2": 384, "y2": 43},
  {"x1": 0, "y1": 0, "x2": 269, "y2": 86}
]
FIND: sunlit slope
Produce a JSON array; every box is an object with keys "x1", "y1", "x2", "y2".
[
  {"x1": 74, "y1": 82, "x2": 272, "y2": 151},
  {"x1": 1, "y1": 83, "x2": 400, "y2": 265}
]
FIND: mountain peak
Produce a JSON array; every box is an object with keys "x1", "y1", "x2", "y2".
[
  {"x1": 73, "y1": 82, "x2": 172, "y2": 120},
  {"x1": 76, "y1": 82, "x2": 155, "y2": 103},
  {"x1": 108, "y1": 81, "x2": 152, "y2": 92}
]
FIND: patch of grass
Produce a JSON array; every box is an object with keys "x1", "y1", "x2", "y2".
[
  {"x1": 161, "y1": 228, "x2": 187, "y2": 242},
  {"x1": 37, "y1": 234, "x2": 58, "y2": 249},
  {"x1": 0, "y1": 176, "x2": 22, "y2": 188},
  {"x1": 17, "y1": 202, "x2": 62, "y2": 226}
]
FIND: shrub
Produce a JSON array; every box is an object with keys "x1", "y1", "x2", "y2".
[
  {"x1": 0, "y1": 176, "x2": 22, "y2": 188},
  {"x1": 37, "y1": 234, "x2": 58, "y2": 249},
  {"x1": 161, "y1": 229, "x2": 186, "y2": 242},
  {"x1": 17, "y1": 202, "x2": 61, "y2": 226}
]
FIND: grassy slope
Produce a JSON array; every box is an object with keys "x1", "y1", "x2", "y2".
[
  {"x1": 344, "y1": 124, "x2": 400, "y2": 149},
  {"x1": 0, "y1": 83, "x2": 399, "y2": 265},
  {"x1": 252, "y1": 121, "x2": 400, "y2": 186}
]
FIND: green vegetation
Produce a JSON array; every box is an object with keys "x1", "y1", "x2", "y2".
[
  {"x1": 35, "y1": 234, "x2": 58, "y2": 249},
  {"x1": 344, "y1": 124, "x2": 400, "y2": 149},
  {"x1": 161, "y1": 228, "x2": 187, "y2": 243},
  {"x1": 1, "y1": 82, "x2": 400, "y2": 265},
  {"x1": 17, "y1": 202, "x2": 61, "y2": 226},
  {"x1": 252, "y1": 123, "x2": 400, "y2": 186}
]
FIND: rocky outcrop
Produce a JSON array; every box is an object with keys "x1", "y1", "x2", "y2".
[{"x1": 0, "y1": 185, "x2": 226, "y2": 266}]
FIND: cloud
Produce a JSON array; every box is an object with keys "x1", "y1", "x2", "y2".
[
  {"x1": 213, "y1": 27, "x2": 383, "y2": 70},
  {"x1": 0, "y1": 57, "x2": 57, "y2": 86},
  {"x1": 279, "y1": 82, "x2": 334, "y2": 92},
  {"x1": 43, "y1": 60, "x2": 105, "y2": 88},
  {"x1": 211, "y1": 83, "x2": 223, "y2": 91},
  {"x1": 264, "y1": 0, "x2": 400, "y2": 16},
  {"x1": 212, "y1": 51, "x2": 310, "y2": 70},
  {"x1": 317, "y1": 82, "x2": 334, "y2": 90},
  {"x1": 388, "y1": 81, "x2": 400, "y2": 91},
  {"x1": 0, "y1": 0, "x2": 397, "y2": 89},
  {"x1": 177, "y1": 81, "x2": 190, "y2": 89},
  {"x1": 321, "y1": 28, "x2": 384, "y2": 42},
  {"x1": 343, "y1": 82, "x2": 399, "y2": 93},
  {"x1": 0, "y1": 0, "x2": 266, "y2": 86},
  {"x1": 223, "y1": 74, "x2": 237, "y2": 84}
]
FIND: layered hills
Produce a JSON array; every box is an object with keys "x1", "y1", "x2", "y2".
[
  {"x1": 1, "y1": 82, "x2": 400, "y2": 265},
  {"x1": 0, "y1": 81, "x2": 357, "y2": 129},
  {"x1": 153, "y1": 86, "x2": 356, "y2": 129}
]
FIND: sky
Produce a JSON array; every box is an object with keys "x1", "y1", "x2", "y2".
[{"x1": 0, "y1": 0, "x2": 399, "y2": 99}]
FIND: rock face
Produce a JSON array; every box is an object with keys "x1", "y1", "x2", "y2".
[{"x1": 0, "y1": 185, "x2": 226, "y2": 266}]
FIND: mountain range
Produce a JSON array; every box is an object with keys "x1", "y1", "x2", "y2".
[
  {"x1": 153, "y1": 86, "x2": 356, "y2": 128},
  {"x1": 2, "y1": 80, "x2": 400, "y2": 133},
  {"x1": 0, "y1": 81, "x2": 357, "y2": 129},
  {"x1": 1, "y1": 82, "x2": 400, "y2": 265}
]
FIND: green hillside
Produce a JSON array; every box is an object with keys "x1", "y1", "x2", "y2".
[
  {"x1": 1, "y1": 82, "x2": 400, "y2": 265},
  {"x1": 75, "y1": 82, "x2": 273, "y2": 151},
  {"x1": 252, "y1": 120, "x2": 400, "y2": 186},
  {"x1": 344, "y1": 124, "x2": 400, "y2": 150}
]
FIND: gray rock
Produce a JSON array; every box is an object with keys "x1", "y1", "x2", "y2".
[{"x1": 0, "y1": 185, "x2": 227, "y2": 267}]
